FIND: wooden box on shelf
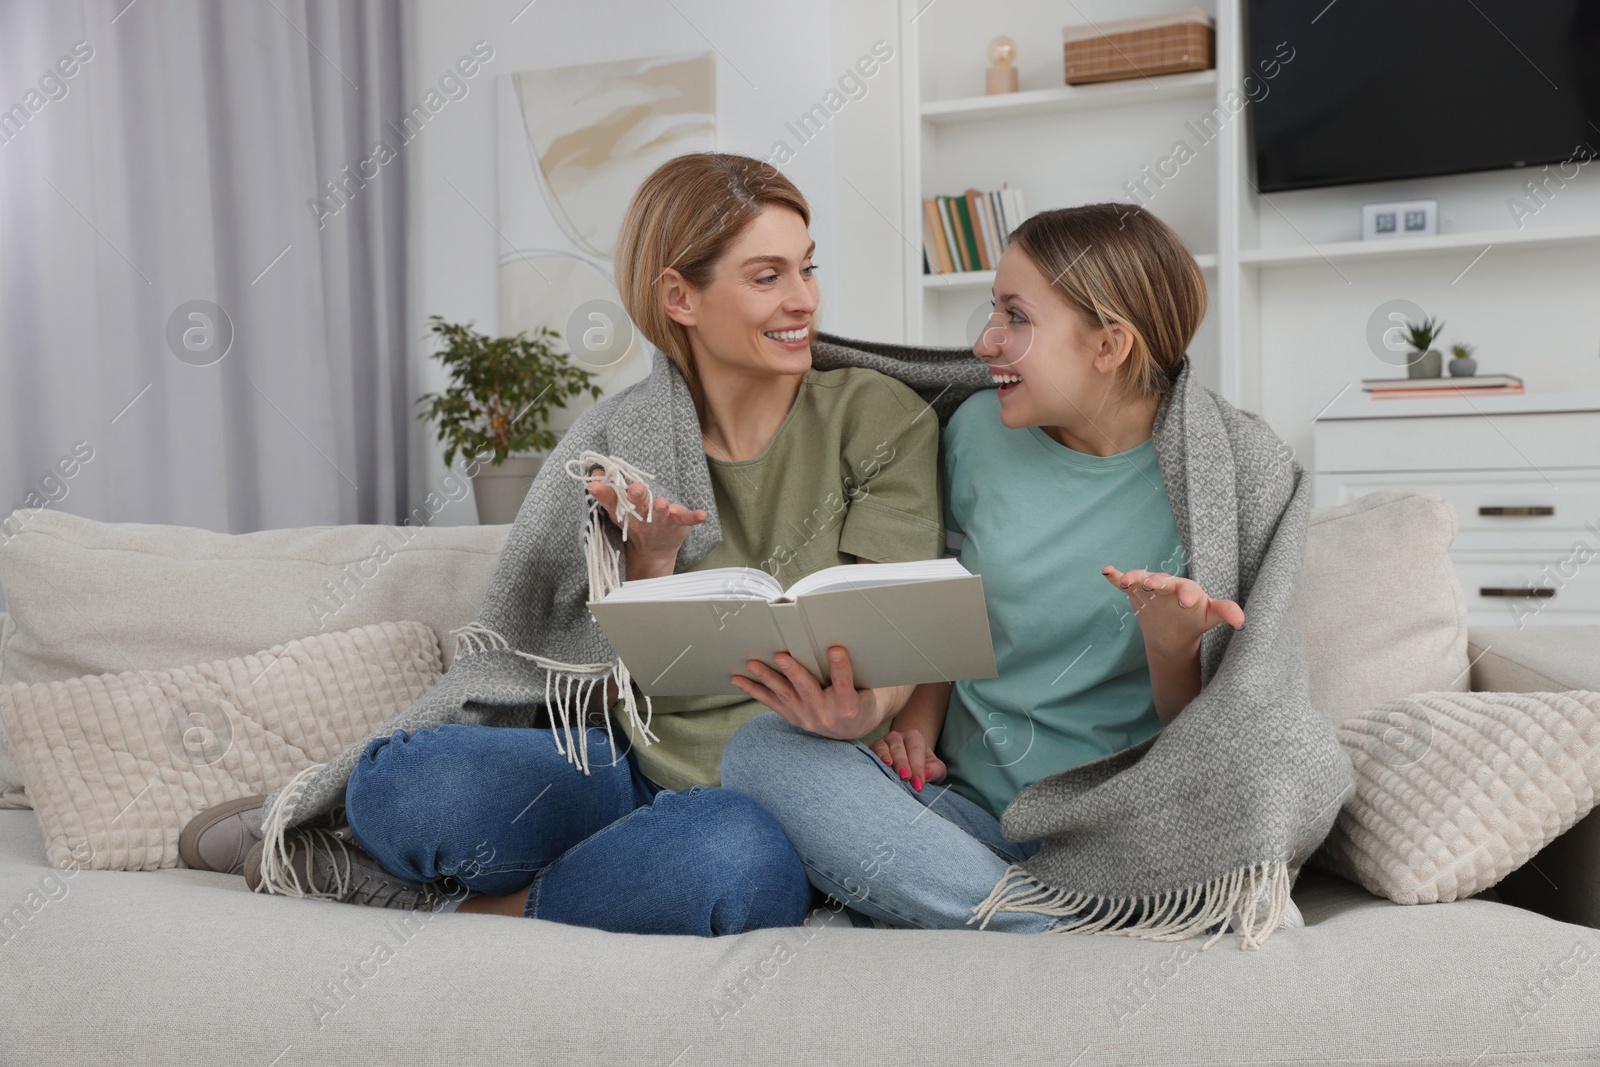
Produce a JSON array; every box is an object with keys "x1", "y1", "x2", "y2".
[{"x1": 1062, "y1": 7, "x2": 1215, "y2": 85}]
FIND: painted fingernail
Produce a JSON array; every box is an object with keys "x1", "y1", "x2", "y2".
[
  {"x1": 912, "y1": 776, "x2": 923, "y2": 791},
  {"x1": 899, "y1": 767, "x2": 911, "y2": 780},
  {"x1": 881, "y1": 753, "x2": 893, "y2": 764}
]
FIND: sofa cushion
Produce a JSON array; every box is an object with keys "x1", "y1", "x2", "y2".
[
  {"x1": 0, "y1": 620, "x2": 442, "y2": 871},
  {"x1": 0, "y1": 509, "x2": 507, "y2": 805},
  {"x1": 1297, "y1": 489, "x2": 1470, "y2": 724},
  {"x1": 1308, "y1": 689, "x2": 1600, "y2": 904},
  {"x1": 0, "y1": 508, "x2": 507, "y2": 686},
  {"x1": 1, "y1": 806, "x2": 1596, "y2": 1065}
]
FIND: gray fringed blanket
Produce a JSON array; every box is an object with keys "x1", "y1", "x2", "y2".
[{"x1": 258, "y1": 332, "x2": 1353, "y2": 950}]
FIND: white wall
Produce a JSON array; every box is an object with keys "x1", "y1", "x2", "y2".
[
  {"x1": 824, "y1": 1, "x2": 910, "y2": 343},
  {"x1": 407, "y1": 0, "x2": 838, "y2": 524}
]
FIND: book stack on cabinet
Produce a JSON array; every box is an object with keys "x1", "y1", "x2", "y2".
[
  {"x1": 922, "y1": 186, "x2": 1028, "y2": 275},
  {"x1": 1363, "y1": 374, "x2": 1525, "y2": 399}
]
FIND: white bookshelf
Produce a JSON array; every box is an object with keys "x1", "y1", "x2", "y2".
[
  {"x1": 922, "y1": 253, "x2": 1220, "y2": 292},
  {"x1": 1239, "y1": 223, "x2": 1600, "y2": 266},
  {"x1": 894, "y1": 0, "x2": 1600, "y2": 429},
  {"x1": 901, "y1": 0, "x2": 1224, "y2": 389},
  {"x1": 919, "y1": 70, "x2": 1217, "y2": 124}
]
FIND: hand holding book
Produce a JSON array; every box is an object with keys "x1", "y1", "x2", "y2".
[{"x1": 733, "y1": 645, "x2": 911, "y2": 741}]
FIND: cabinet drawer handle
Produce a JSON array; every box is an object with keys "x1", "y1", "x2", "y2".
[
  {"x1": 1478, "y1": 505, "x2": 1555, "y2": 517},
  {"x1": 1478, "y1": 586, "x2": 1557, "y2": 599}
]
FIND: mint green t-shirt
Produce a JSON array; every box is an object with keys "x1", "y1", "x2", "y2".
[{"x1": 937, "y1": 389, "x2": 1188, "y2": 820}]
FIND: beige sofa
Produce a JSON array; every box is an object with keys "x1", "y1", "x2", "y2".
[{"x1": 0, "y1": 490, "x2": 1597, "y2": 1067}]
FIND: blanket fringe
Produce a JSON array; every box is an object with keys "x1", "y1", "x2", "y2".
[
  {"x1": 445, "y1": 621, "x2": 655, "y2": 776},
  {"x1": 441, "y1": 450, "x2": 665, "y2": 777},
  {"x1": 969, "y1": 858, "x2": 1293, "y2": 951},
  {"x1": 255, "y1": 762, "x2": 350, "y2": 900}
]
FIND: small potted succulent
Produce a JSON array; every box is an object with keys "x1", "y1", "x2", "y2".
[
  {"x1": 416, "y1": 315, "x2": 601, "y2": 524},
  {"x1": 1448, "y1": 341, "x2": 1478, "y2": 377},
  {"x1": 1402, "y1": 316, "x2": 1445, "y2": 379}
]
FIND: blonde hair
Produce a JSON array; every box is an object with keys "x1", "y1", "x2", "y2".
[
  {"x1": 1008, "y1": 204, "x2": 1206, "y2": 405},
  {"x1": 614, "y1": 153, "x2": 811, "y2": 413}
]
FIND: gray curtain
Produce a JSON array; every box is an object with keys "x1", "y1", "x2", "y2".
[{"x1": 0, "y1": 0, "x2": 413, "y2": 611}]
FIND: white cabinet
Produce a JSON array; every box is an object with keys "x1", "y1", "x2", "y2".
[{"x1": 1312, "y1": 390, "x2": 1600, "y2": 626}]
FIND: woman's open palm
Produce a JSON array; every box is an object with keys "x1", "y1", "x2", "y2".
[
  {"x1": 586, "y1": 473, "x2": 706, "y2": 565},
  {"x1": 1101, "y1": 564, "x2": 1244, "y2": 656}
]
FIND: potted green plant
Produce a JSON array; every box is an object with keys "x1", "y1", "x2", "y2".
[
  {"x1": 416, "y1": 315, "x2": 601, "y2": 524},
  {"x1": 1402, "y1": 316, "x2": 1445, "y2": 379},
  {"x1": 1448, "y1": 341, "x2": 1478, "y2": 377}
]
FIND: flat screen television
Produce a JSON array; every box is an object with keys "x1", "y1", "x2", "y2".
[{"x1": 1247, "y1": 0, "x2": 1600, "y2": 192}]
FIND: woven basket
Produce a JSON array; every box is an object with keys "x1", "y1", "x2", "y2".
[{"x1": 1063, "y1": 7, "x2": 1215, "y2": 85}]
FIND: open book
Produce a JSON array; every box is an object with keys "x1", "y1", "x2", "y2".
[{"x1": 588, "y1": 558, "x2": 998, "y2": 697}]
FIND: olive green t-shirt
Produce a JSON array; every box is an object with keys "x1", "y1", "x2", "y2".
[{"x1": 618, "y1": 366, "x2": 943, "y2": 792}]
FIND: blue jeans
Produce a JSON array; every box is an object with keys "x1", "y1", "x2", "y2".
[
  {"x1": 342, "y1": 722, "x2": 811, "y2": 936},
  {"x1": 721, "y1": 712, "x2": 1059, "y2": 932},
  {"x1": 722, "y1": 713, "x2": 1222, "y2": 935}
]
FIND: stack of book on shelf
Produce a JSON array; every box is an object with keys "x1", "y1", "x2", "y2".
[
  {"x1": 923, "y1": 186, "x2": 1028, "y2": 275},
  {"x1": 1362, "y1": 373, "x2": 1524, "y2": 398}
]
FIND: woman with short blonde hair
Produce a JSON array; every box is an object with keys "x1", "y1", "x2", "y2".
[{"x1": 182, "y1": 152, "x2": 951, "y2": 937}]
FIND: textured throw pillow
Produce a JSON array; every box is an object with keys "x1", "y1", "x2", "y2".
[
  {"x1": 1308, "y1": 689, "x2": 1600, "y2": 903},
  {"x1": 0, "y1": 754, "x2": 24, "y2": 808},
  {"x1": 0, "y1": 620, "x2": 442, "y2": 871},
  {"x1": 0, "y1": 614, "x2": 26, "y2": 807}
]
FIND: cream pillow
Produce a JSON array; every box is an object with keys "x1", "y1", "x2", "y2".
[
  {"x1": 0, "y1": 620, "x2": 442, "y2": 871},
  {"x1": 1308, "y1": 689, "x2": 1600, "y2": 903},
  {"x1": 0, "y1": 508, "x2": 506, "y2": 687},
  {"x1": 0, "y1": 507, "x2": 507, "y2": 807},
  {"x1": 1297, "y1": 489, "x2": 1471, "y2": 725}
]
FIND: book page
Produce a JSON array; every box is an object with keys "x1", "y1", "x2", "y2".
[
  {"x1": 598, "y1": 566, "x2": 782, "y2": 603},
  {"x1": 784, "y1": 558, "x2": 970, "y2": 600}
]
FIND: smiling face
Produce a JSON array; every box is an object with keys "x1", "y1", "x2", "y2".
[
  {"x1": 661, "y1": 205, "x2": 818, "y2": 386},
  {"x1": 974, "y1": 244, "x2": 1139, "y2": 441}
]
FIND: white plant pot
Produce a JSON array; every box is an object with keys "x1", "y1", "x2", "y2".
[{"x1": 471, "y1": 455, "x2": 544, "y2": 525}]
